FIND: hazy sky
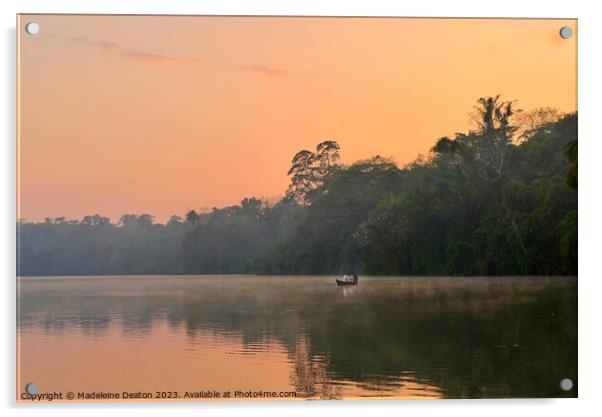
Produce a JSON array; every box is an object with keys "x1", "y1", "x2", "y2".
[{"x1": 18, "y1": 15, "x2": 577, "y2": 223}]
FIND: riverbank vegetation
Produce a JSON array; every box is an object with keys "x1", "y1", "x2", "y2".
[{"x1": 18, "y1": 96, "x2": 577, "y2": 276}]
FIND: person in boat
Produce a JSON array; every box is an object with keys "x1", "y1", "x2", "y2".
[
  {"x1": 341, "y1": 273, "x2": 358, "y2": 283},
  {"x1": 341, "y1": 274, "x2": 354, "y2": 283}
]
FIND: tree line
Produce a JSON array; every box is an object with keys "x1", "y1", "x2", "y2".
[{"x1": 17, "y1": 96, "x2": 577, "y2": 276}]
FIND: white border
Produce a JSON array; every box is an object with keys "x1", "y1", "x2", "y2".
[{"x1": 2, "y1": 1, "x2": 600, "y2": 416}]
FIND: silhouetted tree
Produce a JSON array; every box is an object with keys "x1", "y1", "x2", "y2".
[
  {"x1": 167, "y1": 215, "x2": 183, "y2": 226},
  {"x1": 513, "y1": 107, "x2": 563, "y2": 142},
  {"x1": 286, "y1": 140, "x2": 340, "y2": 204},
  {"x1": 185, "y1": 210, "x2": 200, "y2": 223},
  {"x1": 82, "y1": 214, "x2": 110, "y2": 226}
]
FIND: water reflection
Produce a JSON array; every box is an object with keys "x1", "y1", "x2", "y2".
[
  {"x1": 337, "y1": 285, "x2": 357, "y2": 299},
  {"x1": 17, "y1": 276, "x2": 576, "y2": 400}
]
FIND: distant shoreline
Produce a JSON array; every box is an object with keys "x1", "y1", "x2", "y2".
[{"x1": 16, "y1": 274, "x2": 578, "y2": 279}]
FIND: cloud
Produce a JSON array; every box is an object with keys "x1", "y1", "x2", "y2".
[
  {"x1": 97, "y1": 41, "x2": 120, "y2": 50},
  {"x1": 122, "y1": 50, "x2": 177, "y2": 63},
  {"x1": 68, "y1": 36, "x2": 294, "y2": 73},
  {"x1": 122, "y1": 50, "x2": 205, "y2": 64},
  {"x1": 68, "y1": 36, "x2": 203, "y2": 64},
  {"x1": 69, "y1": 37, "x2": 119, "y2": 50},
  {"x1": 239, "y1": 65, "x2": 290, "y2": 77}
]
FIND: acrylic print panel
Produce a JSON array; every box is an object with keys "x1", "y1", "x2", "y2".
[{"x1": 16, "y1": 15, "x2": 577, "y2": 402}]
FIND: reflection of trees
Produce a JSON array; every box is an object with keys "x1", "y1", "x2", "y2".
[
  {"x1": 290, "y1": 334, "x2": 342, "y2": 399},
  {"x1": 19, "y1": 276, "x2": 577, "y2": 398}
]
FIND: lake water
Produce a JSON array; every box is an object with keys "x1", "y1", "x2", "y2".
[{"x1": 17, "y1": 276, "x2": 577, "y2": 401}]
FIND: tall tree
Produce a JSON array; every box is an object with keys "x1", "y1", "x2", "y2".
[{"x1": 286, "y1": 140, "x2": 341, "y2": 204}]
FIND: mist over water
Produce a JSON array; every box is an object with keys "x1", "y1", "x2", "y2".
[{"x1": 17, "y1": 276, "x2": 577, "y2": 400}]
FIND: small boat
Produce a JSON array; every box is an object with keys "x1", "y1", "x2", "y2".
[{"x1": 336, "y1": 274, "x2": 358, "y2": 286}]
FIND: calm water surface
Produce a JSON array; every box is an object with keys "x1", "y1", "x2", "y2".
[{"x1": 17, "y1": 276, "x2": 577, "y2": 401}]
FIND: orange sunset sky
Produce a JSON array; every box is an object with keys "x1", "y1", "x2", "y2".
[{"x1": 17, "y1": 15, "x2": 577, "y2": 223}]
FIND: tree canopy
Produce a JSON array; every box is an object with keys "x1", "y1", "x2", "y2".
[{"x1": 17, "y1": 97, "x2": 577, "y2": 277}]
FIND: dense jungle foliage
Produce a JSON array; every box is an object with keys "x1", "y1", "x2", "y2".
[{"x1": 18, "y1": 97, "x2": 577, "y2": 276}]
